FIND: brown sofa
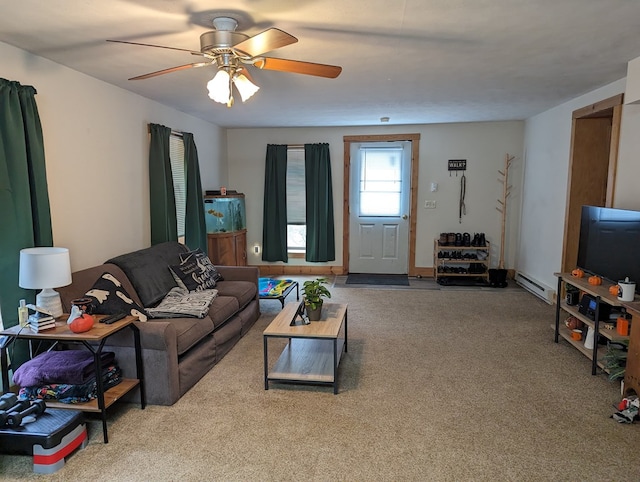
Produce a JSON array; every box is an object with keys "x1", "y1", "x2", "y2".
[{"x1": 57, "y1": 242, "x2": 260, "y2": 406}]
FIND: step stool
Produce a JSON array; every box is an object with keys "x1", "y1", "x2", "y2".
[{"x1": 0, "y1": 408, "x2": 86, "y2": 474}]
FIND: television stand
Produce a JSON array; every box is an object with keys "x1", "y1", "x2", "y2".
[{"x1": 553, "y1": 273, "x2": 629, "y2": 376}]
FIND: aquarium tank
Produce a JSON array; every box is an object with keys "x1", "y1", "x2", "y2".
[{"x1": 204, "y1": 194, "x2": 246, "y2": 233}]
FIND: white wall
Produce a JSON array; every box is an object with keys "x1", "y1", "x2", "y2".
[
  {"x1": 617, "y1": 56, "x2": 640, "y2": 207},
  {"x1": 2, "y1": 41, "x2": 226, "y2": 271},
  {"x1": 227, "y1": 122, "x2": 524, "y2": 270},
  {"x1": 519, "y1": 78, "x2": 627, "y2": 291}
]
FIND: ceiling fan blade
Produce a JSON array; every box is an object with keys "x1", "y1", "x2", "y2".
[
  {"x1": 129, "y1": 62, "x2": 211, "y2": 80},
  {"x1": 232, "y1": 28, "x2": 297, "y2": 58},
  {"x1": 254, "y1": 58, "x2": 342, "y2": 79},
  {"x1": 107, "y1": 39, "x2": 204, "y2": 56}
]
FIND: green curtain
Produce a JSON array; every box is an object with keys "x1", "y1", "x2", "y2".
[
  {"x1": 183, "y1": 132, "x2": 207, "y2": 252},
  {"x1": 305, "y1": 143, "x2": 335, "y2": 262},
  {"x1": 262, "y1": 144, "x2": 288, "y2": 262},
  {"x1": 148, "y1": 123, "x2": 177, "y2": 245},
  {"x1": 0, "y1": 78, "x2": 53, "y2": 373}
]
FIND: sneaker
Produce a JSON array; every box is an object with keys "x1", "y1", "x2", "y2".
[{"x1": 463, "y1": 233, "x2": 471, "y2": 247}]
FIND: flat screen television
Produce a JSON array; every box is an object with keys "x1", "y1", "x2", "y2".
[{"x1": 577, "y1": 205, "x2": 640, "y2": 293}]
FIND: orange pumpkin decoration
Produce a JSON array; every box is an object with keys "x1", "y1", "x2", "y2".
[
  {"x1": 609, "y1": 285, "x2": 619, "y2": 296},
  {"x1": 69, "y1": 313, "x2": 94, "y2": 333},
  {"x1": 588, "y1": 275, "x2": 602, "y2": 286},
  {"x1": 571, "y1": 268, "x2": 584, "y2": 278}
]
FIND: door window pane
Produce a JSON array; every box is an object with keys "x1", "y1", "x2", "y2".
[{"x1": 359, "y1": 148, "x2": 403, "y2": 216}]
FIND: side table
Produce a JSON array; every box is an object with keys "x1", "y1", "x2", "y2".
[{"x1": 0, "y1": 315, "x2": 145, "y2": 443}]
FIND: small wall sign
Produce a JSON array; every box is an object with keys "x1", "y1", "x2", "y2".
[{"x1": 448, "y1": 159, "x2": 467, "y2": 171}]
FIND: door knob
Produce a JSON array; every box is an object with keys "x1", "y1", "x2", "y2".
[{"x1": 402, "y1": 214, "x2": 408, "y2": 220}]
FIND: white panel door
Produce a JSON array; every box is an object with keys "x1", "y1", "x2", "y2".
[{"x1": 349, "y1": 141, "x2": 411, "y2": 274}]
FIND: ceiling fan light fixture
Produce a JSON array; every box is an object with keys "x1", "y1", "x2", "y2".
[
  {"x1": 234, "y1": 73, "x2": 260, "y2": 102},
  {"x1": 207, "y1": 70, "x2": 231, "y2": 104}
]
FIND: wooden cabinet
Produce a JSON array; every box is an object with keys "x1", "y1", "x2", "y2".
[{"x1": 207, "y1": 229, "x2": 247, "y2": 266}]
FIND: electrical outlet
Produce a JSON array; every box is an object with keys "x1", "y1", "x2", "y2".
[{"x1": 424, "y1": 200, "x2": 437, "y2": 209}]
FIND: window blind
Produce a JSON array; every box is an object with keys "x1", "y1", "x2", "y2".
[{"x1": 169, "y1": 134, "x2": 186, "y2": 237}]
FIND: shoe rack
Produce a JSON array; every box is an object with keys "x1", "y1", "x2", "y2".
[{"x1": 433, "y1": 234, "x2": 490, "y2": 284}]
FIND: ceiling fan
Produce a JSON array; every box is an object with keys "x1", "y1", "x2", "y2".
[{"x1": 107, "y1": 17, "x2": 342, "y2": 107}]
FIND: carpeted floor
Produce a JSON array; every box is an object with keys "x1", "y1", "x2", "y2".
[
  {"x1": 2, "y1": 280, "x2": 640, "y2": 481},
  {"x1": 345, "y1": 273, "x2": 409, "y2": 285}
]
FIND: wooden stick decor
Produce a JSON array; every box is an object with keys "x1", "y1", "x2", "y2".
[{"x1": 496, "y1": 153, "x2": 516, "y2": 270}]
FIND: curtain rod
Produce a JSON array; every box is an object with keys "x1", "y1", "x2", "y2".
[
  {"x1": 287, "y1": 144, "x2": 304, "y2": 149},
  {"x1": 146, "y1": 124, "x2": 183, "y2": 137}
]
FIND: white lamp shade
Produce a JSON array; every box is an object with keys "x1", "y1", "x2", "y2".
[
  {"x1": 19, "y1": 247, "x2": 72, "y2": 289},
  {"x1": 207, "y1": 70, "x2": 231, "y2": 104},
  {"x1": 233, "y1": 74, "x2": 260, "y2": 102}
]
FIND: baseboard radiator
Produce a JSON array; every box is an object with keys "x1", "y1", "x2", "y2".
[{"x1": 515, "y1": 271, "x2": 555, "y2": 304}]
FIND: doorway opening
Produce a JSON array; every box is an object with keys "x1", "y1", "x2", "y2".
[{"x1": 561, "y1": 94, "x2": 623, "y2": 273}]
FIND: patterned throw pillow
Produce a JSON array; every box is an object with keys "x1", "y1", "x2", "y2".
[
  {"x1": 85, "y1": 272, "x2": 148, "y2": 321},
  {"x1": 169, "y1": 249, "x2": 223, "y2": 292}
]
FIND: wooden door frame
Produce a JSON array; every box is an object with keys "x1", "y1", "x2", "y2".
[
  {"x1": 560, "y1": 94, "x2": 623, "y2": 273},
  {"x1": 343, "y1": 133, "x2": 420, "y2": 276}
]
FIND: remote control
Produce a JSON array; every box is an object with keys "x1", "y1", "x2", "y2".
[{"x1": 100, "y1": 313, "x2": 127, "y2": 324}]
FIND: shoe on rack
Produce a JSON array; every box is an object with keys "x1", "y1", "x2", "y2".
[
  {"x1": 439, "y1": 232, "x2": 448, "y2": 245},
  {"x1": 463, "y1": 233, "x2": 471, "y2": 247},
  {"x1": 479, "y1": 233, "x2": 486, "y2": 247},
  {"x1": 454, "y1": 233, "x2": 462, "y2": 246}
]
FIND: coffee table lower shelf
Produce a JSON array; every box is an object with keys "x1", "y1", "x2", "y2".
[{"x1": 268, "y1": 338, "x2": 345, "y2": 386}]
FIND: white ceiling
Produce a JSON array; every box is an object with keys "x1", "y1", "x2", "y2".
[{"x1": 2, "y1": 1, "x2": 640, "y2": 128}]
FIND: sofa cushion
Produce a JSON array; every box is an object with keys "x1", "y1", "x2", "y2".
[
  {"x1": 215, "y1": 280, "x2": 257, "y2": 311},
  {"x1": 85, "y1": 272, "x2": 149, "y2": 321},
  {"x1": 158, "y1": 317, "x2": 215, "y2": 356},
  {"x1": 207, "y1": 296, "x2": 240, "y2": 329},
  {"x1": 107, "y1": 241, "x2": 189, "y2": 307},
  {"x1": 169, "y1": 249, "x2": 223, "y2": 292}
]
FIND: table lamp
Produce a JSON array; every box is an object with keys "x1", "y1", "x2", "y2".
[{"x1": 19, "y1": 247, "x2": 72, "y2": 318}]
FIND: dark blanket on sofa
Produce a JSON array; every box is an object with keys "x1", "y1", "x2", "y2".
[{"x1": 107, "y1": 241, "x2": 189, "y2": 307}]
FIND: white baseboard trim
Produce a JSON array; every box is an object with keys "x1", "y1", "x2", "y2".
[{"x1": 515, "y1": 271, "x2": 555, "y2": 304}]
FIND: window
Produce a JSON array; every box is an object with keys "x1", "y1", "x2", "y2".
[
  {"x1": 169, "y1": 134, "x2": 186, "y2": 240},
  {"x1": 358, "y1": 147, "x2": 403, "y2": 216},
  {"x1": 286, "y1": 147, "x2": 306, "y2": 253}
]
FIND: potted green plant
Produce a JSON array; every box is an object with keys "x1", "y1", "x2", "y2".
[{"x1": 302, "y1": 278, "x2": 331, "y2": 321}]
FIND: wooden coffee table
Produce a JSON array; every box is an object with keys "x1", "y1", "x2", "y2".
[{"x1": 263, "y1": 302, "x2": 348, "y2": 394}]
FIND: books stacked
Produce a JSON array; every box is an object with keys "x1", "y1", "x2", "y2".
[{"x1": 27, "y1": 311, "x2": 56, "y2": 332}]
